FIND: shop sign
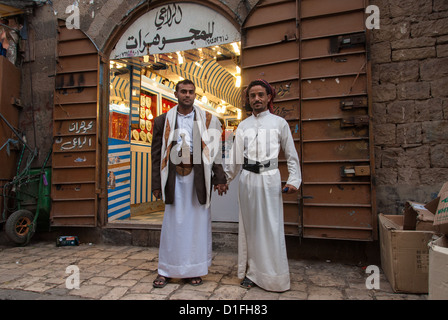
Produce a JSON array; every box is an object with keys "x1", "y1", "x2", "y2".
[
  {"x1": 110, "y1": 2, "x2": 240, "y2": 59},
  {"x1": 54, "y1": 120, "x2": 96, "y2": 152}
]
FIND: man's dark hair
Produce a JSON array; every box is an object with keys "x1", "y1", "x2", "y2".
[
  {"x1": 175, "y1": 79, "x2": 196, "y2": 92},
  {"x1": 244, "y1": 79, "x2": 275, "y2": 112}
]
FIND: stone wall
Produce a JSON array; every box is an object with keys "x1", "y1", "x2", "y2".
[
  {"x1": 370, "y1": 0, "x2": 448, "y2": 214},
  {"x1": 18, "y1": 4, "x2": 57, "y2": 165}
]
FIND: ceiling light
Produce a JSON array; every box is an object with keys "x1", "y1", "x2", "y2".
[
  {"x1": 231, "y1": 42, "x2": 240, "y2": 55},
  {"x1": 176, "y1": 51, "x2": 184, "y2": 64},
  {"x1": 235, "y1": 75, "x2": 241, "y2": 88}
]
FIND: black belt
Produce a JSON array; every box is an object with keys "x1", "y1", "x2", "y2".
[{"x1": 242, "y1": 157, "x2": 278, "y2": 174}]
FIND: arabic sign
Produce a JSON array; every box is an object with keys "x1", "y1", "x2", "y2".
[
  {"x1": 54, "y1": 120, "x2": 96, "y2": 136},
  {"x1": 55, "y1": 136, "x2": 96, "y2": 152},
  {"x1": 54, "y1": 120, "x2": 96, "y2": 152},
  {"x1": 110, "y1": 3, "x2": 240, "y2": 59}
]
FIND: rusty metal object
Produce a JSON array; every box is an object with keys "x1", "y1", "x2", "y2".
[{"x1": 242, "y1": 0, "x2": 375, "y2": 240}]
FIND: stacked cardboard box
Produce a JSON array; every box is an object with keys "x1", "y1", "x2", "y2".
[
  {"x1": 433, "y1": 182, "x2": 448, "y2": 235},
  {"x1": 379, "y1": 182, "x2": 448, "y2": 297},
  {"x1": 379, "y1": 214, "x2": 433, "y2": 293},
  {"x1": 428, "y1": 235, "x2": 448, "y2": 299},
  {"x1": 429, "y1": 182, "x2": 448, "y2": 300}
]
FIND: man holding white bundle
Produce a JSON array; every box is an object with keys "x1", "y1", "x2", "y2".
[{"x1": 225, "y1": 79, "x2": 302, "y2": 292}]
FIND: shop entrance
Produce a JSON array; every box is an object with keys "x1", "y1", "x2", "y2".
[{"x1": 106, "y1": 3, "x2": 241, "y2": 225}]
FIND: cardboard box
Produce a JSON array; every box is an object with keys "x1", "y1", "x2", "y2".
[
  {"x1": 428, "y1": 235, "x2": 448, "y2": 300},
  {"x1": 434, "y1": 182, "x2": 448, "y2": 235},
  {"x1": 379, "y1": 214, "x2": 434, "y2": 293},
  {"x1": 403, "y1": 199, "x2": 437, "y2": 231}
]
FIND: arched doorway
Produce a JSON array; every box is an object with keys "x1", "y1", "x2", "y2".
[{"x1": 105, "y1": 2, "x2": 242, "y2": 225}]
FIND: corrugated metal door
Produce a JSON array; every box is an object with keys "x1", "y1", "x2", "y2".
[
  {"x1": 51, "y1": 20, "x2": 100, "y2": 226},
  {"x1": 242, "y1": 0, "x2": 376, "y2": 240}
]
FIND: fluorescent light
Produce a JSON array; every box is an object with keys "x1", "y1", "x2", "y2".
[
  {"x1": 235, "y1": 75, "x2": 241, "y2": 88},
  {"x1": 176, "y1": 52, "x2": 184, "y2": 64},
  {"x1": 231, "y1": 42, "x2": 240, "y2": 55}
]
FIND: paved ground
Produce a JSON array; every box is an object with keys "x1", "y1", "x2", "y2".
[{"x1": 0, "y1": 241, "x2": 426, "y2": 301}]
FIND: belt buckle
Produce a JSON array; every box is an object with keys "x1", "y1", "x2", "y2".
[
  {"x1": 176, "y1": 165, "x2": 192, "y2": 176},
  {"x1": 258, "y1": 160, "x2": 269, "y2": 173}
]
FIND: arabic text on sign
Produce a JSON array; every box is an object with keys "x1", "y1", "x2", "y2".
[
  {"x1": 125, "y1": 22, "x2": 215, "y2": 52},
  {"x1": 61, "y1": 136, "x2": 93, "y2": 151},
  {"x1": 69, "y1": 121, "x2": 94, "y2": 134},
  {"x1": 155, "y1": 3, "x2": 183, "y2": 30}
]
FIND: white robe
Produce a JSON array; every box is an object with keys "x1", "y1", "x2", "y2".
[
  {"x1": 158, "y1": 168, "x2": 212, "y2": 278},
  {"x1": 225, "y1": 110, "x2": 302, "y2": 292},
  {"x1": 158, "y1": 110, "x2": 213, "y2": 278}
]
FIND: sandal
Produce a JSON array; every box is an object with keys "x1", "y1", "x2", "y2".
[
  {"x1": 240, "y1": 277, "x2": 256, "y2": 289},
  {"x1": 153, "y1": 275, "x2": 170, "y2": 288},
  {"x1": 189, "y1": 277, "x2": 203, "y2": 286}
]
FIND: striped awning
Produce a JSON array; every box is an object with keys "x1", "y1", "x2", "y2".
[
  {"x1": 110, "y1": 76, "x2": 130, "y2": 102},
  {"x1": 169, "y1": 59, "x2": 241, "y2": 108}
]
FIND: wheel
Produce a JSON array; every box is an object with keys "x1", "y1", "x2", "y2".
[{"x1": 5, "y1": 210, "x2": 35, "y2": 245}]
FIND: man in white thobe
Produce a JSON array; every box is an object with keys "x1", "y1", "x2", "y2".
[
  {"x1": 151, "y1": 80, "x2": 227, "y2": 288},
  {"x1": 225, "y1": 79, "x2": 302, "y2": 292}
]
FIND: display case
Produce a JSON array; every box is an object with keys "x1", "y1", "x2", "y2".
[
  {"x1": 109, "y1": 105, "x2": 129, "y2": 141},
  {"x1": 131, "y1": 90, "x2": 157, "y2": 145},
  {"x1": 162, "y1": 96, "x2": 176, "y2": 114}
]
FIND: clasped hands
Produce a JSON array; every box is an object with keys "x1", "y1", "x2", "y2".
[{"x1": 214, "y1": 183, "x2": 228, "y2": 196}]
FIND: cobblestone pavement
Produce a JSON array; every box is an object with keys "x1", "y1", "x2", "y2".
[{"x1": 0, "y1": 241, "x2": 427, "y2": 301}]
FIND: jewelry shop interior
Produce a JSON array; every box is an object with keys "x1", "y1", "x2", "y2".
[{"x1": 106, "y1": 3, "x2": 242, "y2": 226}]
